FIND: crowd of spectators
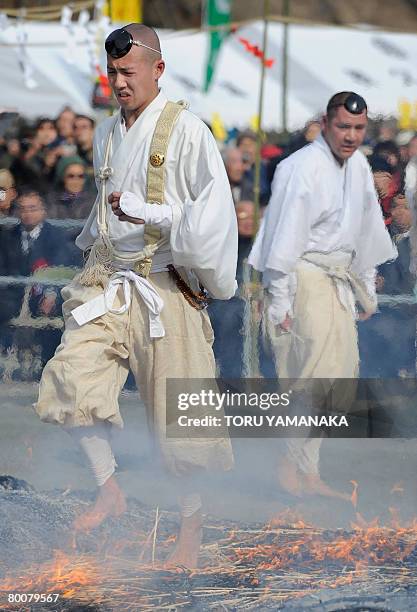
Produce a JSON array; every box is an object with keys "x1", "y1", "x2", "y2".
[
  {"x1": 0, "y1": 107, "x2": 416, "y2": 380},
  {"x1": 0, "y1": 107, "x2": 96, "y2": 379}
]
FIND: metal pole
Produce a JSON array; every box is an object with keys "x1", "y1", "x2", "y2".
[
  {"x1": 253, "y1": 0, "x2": 269, "y2": 234},
  {"x1": 243, "y1": 0, "x2": 270, "y2": 379},
  {"x1": 282, "y1": 0, "x2": 290, "y2": 134}
]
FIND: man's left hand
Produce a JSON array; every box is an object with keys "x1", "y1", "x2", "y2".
[
  {"x1": 108, "y1": 191, "x2": 145, "y2": 225},
  {"x1": 358, "y1": 311, "x2": 374, "y2": 321}
]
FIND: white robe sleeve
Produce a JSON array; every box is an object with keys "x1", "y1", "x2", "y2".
[
  {"x1": 265, "y1": 271, "x2": 293, "y2": 324},
  {"x1": 248, "y1": 158, "x2": 315, "y2": 275},
  {"x1": 351, "y1": 164, "x2": 397, "y2": 275},
  {"x1": 119, "y1": 191, "x2": 173, "y2": 229},
  {"x1": 248, "y1": 160, "x2": 315, "y2": 322},
  {"x1": 169, "y1": 123, "x2": 238, "y2": 300},
  {"x1": 357, "y1": 267, "x2": 377, "y2": 307}
]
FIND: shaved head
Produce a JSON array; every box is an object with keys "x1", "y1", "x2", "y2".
[
  {"x1": 124, "y1": 23, "x2": 161, "y2": 63},
  {"x1": 106, "y1": 23, "x2": 165, "y2": 127}
]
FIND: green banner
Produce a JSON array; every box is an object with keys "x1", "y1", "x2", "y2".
[{"x1": 203, "y1": 0, "x2": 232, "y2": 92}]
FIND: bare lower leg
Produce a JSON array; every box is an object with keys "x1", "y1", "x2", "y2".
[
  {"x1": 276, "y1": 456, "x2": 303, "y2": 497},
  {"x1": 73, "y1": 475, "x2": 127, "y2": 531},
  {"x1": 165, "y1": 510, "x2": 203, "y2": 569}
]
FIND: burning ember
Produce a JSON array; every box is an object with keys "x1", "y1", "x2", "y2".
[
  {"x1": 1, "y1": 513, "x2": 417, "y2": 607},
  {"x1": 1, "y1": 551, "x2": 101, "y2": 603},
  {"x1": 1, "y1": 480, "x2": 417, "y2": 610}
]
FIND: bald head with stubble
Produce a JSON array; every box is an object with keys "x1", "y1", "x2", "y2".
[{"x1": 106, "y1": 23, "x2": 165, "y2": 127}]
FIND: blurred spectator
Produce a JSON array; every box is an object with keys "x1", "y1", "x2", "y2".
[
  {"x1": 360, "y1": 224, "x2": 415, "y2": 377},
  {"x1": 287, "y1": 120, "x2": 321, "y2": 155},
  {"x1": 360, "y1": 159, "x2": 415, "y2": 378},
  {"x1": 373, "y1": 140, "x2": 404, "y2": 183},
  {"x1": 396, "y1": 130, "x2": 415, "y2": 165},
  {"x1": 237, "y1": 130, "x2": 270, "y2": 205},
  {"x1": 0, "y1": 136, "x2": 21, "y2": 169},
  {"x1": 237, "y1": 130, "x2": 257, "y2": 168},
  {"x1": 370, "y1": 155, "x2": 396, "y2": 227},
  {"x1": 221, "y1": 146, "x2": 258, "y2": 277},
  {"x1": 0, "y1": 189, "x2": 77, "y2": 375},
  {"x1": 222, "y1": 146, "x2": 253, "y2": 203},
  {"x1": 27, "y1": 118, "x2": 58, "y2": 156},
  {"x1": 377, "y1": 123, "x2": 396, "y2": 143},
  {"x1": 0, "y1": 169, "x2": 17, "y2": 217},
  {"x1": 261, "y1": 143, "x2": 283, "y2": 160},
  {"x1": 56, "y1": 106, "x2": 76, "y2": 145},
  {"x1": 210, "y1": 146, "x2": 257, "y2": 378},
  {"x1": 304, "y1": 120, "x2": 321, "y2": 142},
  {"x1": 0, "y1": 171, "x2": 18, "y2": 331},
  {"x1": 372, "y1": 141, "x2": 405, "y2": 223},
  {"x1": 1, "y1": 189, "x2": 74, "y2": 274},
  {"x1": 12, "y1": 118, "x2": 60, "y2": 192},
  {"x1": 236, "y1": 200, "x2": 255, "y2": 237},
  {"x1": 73, "y1": 114, "x2": 95, "y2": 185},
  {"x1": 208, "y1": 198, "x2": 273, "y2": 378},
  {"x1": 46, "y1": 155, "x2": 95, "y2": 220}
]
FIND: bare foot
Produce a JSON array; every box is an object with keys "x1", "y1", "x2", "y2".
[
  {"x1": 301, "y1": 473, "x2": 350, "y2": 501},
  {"x1": 165, "y1": 510, "x2": 202, "y2": 570},
  {"x1": 73, "y1": 475, "x2": 127, "y2": 532},
  {"x1": 277, "y1": 456, "x2": 303, "y2": 497}
]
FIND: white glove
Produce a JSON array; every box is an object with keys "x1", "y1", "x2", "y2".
[{"x1": 119, "y1": 191, "x2": 173, "y2": 229}]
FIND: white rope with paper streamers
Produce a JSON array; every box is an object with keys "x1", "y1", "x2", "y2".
[
  {"x1": 61, "y1": 5, "x2": 77, "y2": 65},
  {"x1": 16, "y1": 21, "x2": 38, "y2": 89},
  {"x1": 85, "y1": 21, "x2": 100, "y2": 75},
  {"x1": 82, "y1": 0, "x2": 109, "y2": 82},
  {"x1": 0, "y1": 13, "x2": 9, "y2": 31},
  {"x1": 94, "y1": 0, "x2": 106, "y2": 18},
  {"x1": 78, "y1": 9, "x2": 90, "y2": 28},
  {"x1": 93, "y1": 0, "x2": 110, "y2": 32}
]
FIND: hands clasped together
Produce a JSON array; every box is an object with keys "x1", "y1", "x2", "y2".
[{"x1": 108, "y1": 191, "x2": 173, "y2": 229}]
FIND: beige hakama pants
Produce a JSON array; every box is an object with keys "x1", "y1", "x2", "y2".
[
  {"x1": 34, "y1": 272, "x2": 234, "y2": 477},
  {"x1": 270, "y1": 257, "x2": 359, "y2": 474}
]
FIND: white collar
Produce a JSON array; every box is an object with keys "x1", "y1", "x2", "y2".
[
  {"x1": 22, "y1": 223, "x2": 42, "y2": 238},
  {"x1": 314, "y1": 132, "x2": 351, "y2": 169},
  {"x1": 119, "y1": 89, "x2": 168, "y2": 131}
]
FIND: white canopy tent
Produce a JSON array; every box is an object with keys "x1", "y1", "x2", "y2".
[{"x1": 1, "y1": 19, "x2": 417, "y2": 130}]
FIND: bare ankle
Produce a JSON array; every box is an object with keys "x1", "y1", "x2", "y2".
[{"x1": 180, "y1": 509, "x2": 202, "y2": 527}]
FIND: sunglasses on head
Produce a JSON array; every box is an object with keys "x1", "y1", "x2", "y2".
[
  {"x1": 105, "y1": 28, "x2": 161, "y2": 59},
  {"x1": 328, "y1": 93, "x2": 367, "y2": 115}
]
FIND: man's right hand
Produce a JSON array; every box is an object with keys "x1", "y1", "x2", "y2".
[
  {"x1": 108, "y1": 191, "x2": 145, "y2": 225},
  {"x1": 279, "y1": 313, "x2": 292, "y2": 331}
]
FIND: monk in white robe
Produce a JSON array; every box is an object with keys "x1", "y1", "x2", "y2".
[
  {"x1": 34, "y1": 24, "x2": 237, "y2": 568},
  {"x1": 249, "y1": 92, "x2": 396, "y2": 498}
]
